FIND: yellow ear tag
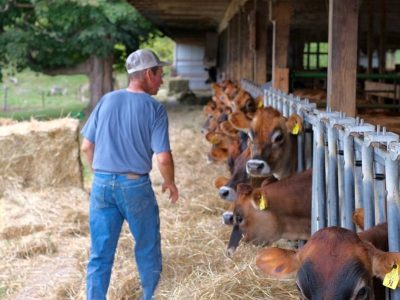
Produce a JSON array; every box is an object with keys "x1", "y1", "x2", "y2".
[
  {"x1": 210, "y1": 137, "x2": 219, "y2": 145},
  {"x1": 257, "y1": 101, "x2": 264, "y2": 109},
  {"x1": 383, "y1": 264, "x2": 399, "y2": 290},
  {"x1": 292, "y1": 122, "x2": 300, "y2": 135},
  {"x1": 259, "y1": 195, "x2": 268, "y2": 210}
]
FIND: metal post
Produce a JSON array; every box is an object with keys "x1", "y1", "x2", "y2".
[
  {"x1": 327, "y1": 125, "x2": 339, "y2": 226},
  {"x1": 312, "y1": 120, "x2": 326, "y2": 232},
  {"x1": 361, "y1": 143, "x2": 375, "y2": 229},
  {"x1": 386, "y1": 149, "x2": 400, "y2": 300},
  {"x1": 343, "y1": 134, "x2": 355, "y2": 230},
  {"x1": 374, "y1": 162, "x2": 387, "y2": 224}
]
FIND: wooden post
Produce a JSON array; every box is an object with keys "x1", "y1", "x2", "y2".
[
  {"x1": 227, "y1": 24, "x2": 232, "y2": 79},
  {"x1": 367, "y1": 0, "x2": 373, "y2": 75},
  {"x1": 274, "y1": 68, "x2": 289, "y2": 93},
  {"x1": 254, "y1": 0, "x2": 268, "y2": 84},
  {"x1": 379, "y1": 0, "x2": 386, "y2": 75},
  {"x1": 241, "y1": 1, "x2": 253, "y2": 81},
  {"x1": 231, "y1": 14, "x2": 241, "y2": 82},
  {"x1": 327, "y1": 0, "x2": 359, "y2": 117},
  {"x1": 271, "y1": 1, "x2": 293, "y2": 92},
  {"x1": 378, "y1": 0, "x2": 386, "y2": 104}
]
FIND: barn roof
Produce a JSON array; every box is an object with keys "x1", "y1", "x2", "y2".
[
  {"x1": 127, "y1": 0, "x2": 231, "y2": 41},
  {"x1": 128, "y1": 0, "x2": 400, "y2": 50}
]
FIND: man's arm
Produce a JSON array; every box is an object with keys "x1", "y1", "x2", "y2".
[
  {"x1": 81, "y1": 138, "x2": 95, "y2": 172},
  {"x1": 156, "y1": 151, "x2": 179, "y2": 203}
]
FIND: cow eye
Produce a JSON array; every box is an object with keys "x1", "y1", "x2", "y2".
[
  {"x1": 271, "y1": 130, "x2": 284, "y2": 144},
  {"x1": 245, "y1": 100, "x2": 255, "y2": 112},
  {"x1": 356, "y1": 286, "x2": 370, "y2": 299}
]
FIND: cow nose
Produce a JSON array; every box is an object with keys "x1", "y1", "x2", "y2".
[
  {"x1": 222, "y1": 211, "x2": 234, "y2": 225},
  {"x1": 219, "y1": 186, "x2": 237, "y2": 202},
  {"x1": 247, "y1": 160, "x2": 264, "y2": 171},
  {"x1": 246, "y1": 159, "x2": 271, "y2": 175},
  {"x1": 219, "y1": 188, "x2": 229, "y2": 199},
  {"x1": 246, "y1": 159, "x2": 266, "y2": 173}
]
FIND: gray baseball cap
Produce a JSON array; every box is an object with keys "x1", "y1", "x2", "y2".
[{"x1": 125, "y1": 49, "x2": 170, "y2": 74}]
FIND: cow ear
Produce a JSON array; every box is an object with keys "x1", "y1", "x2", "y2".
[
  {"x1": 220, "y1": 120, "x2": 238, "y2": 137},
  {"x1": 209, "y1": 147, "x2": 228, "y2": 162},
  {"x1": 237, "y1": 183, "x2": 253, "y2": 195},
  {"x1": 286, "y1": 113, "x2": 303, "y2": 135},
  {"x1": 256, "y1": 247, "x2": 300, "y2": 278},
  {"x1": 229, "y1": 112, "x2": 251, "y2": 132},
  {"x1": 352, "y1": 208, "x2": 365, "y2": 230},
  {"x1": 370, "y1": 248, "x2": 400, "y2": 280},
  {"x1": 214, "y1": 176, "x2": 230, "y2": 189},
  {"x1": 251, "y1": 189, "x2": 267, "y2": 210}
]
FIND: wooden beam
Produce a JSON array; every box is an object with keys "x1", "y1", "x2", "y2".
[
  {"x1": 271, "y1": 1, "x2": 293, "y2": 91},
  {"x1": 230, "y1": 14, "x2": 241, "y2": 82},
  {"x1": 379, "y1": 0, "x2": 386, "y2": 74},
  {"x1": 367, "y1": 0, "x2": 373, "y2": 74},
  {"x1": 254, "y1": 0, "x2": 268, "y2": 84},
  {"x1": 327, "y1": 0, "x2": 359, "y2": 117},
  {"x1": 218, "y1": 0, "x2": 249, "y2": 33},
  {"x1": 241, "y1": 1, "x2": 253, "y2": 81}
]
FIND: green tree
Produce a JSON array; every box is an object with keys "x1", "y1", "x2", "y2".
[{"x1": 0, "y1": 0, "x2": 158, "y2": 110}]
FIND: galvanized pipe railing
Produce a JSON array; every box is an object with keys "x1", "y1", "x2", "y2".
[{"x1": 240, "y1": 78, "x2": 400, "y2": 249}]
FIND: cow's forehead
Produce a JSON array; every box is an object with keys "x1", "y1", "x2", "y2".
[
  {"x1": 298, "y1": 228, "x2": 372, "y2": 279},
  {"x1": 235, "y1": 92, "x2": 251, "y2": 104},
  {"x1": 251, "y1": 108, "x2": 284, "y2": 135}
]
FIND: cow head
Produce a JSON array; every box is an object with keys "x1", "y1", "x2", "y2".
[
  {"x1": 256, "y1": 226, "x2": 400, "y2": 300},
  {"x1": 224, "y1": 81, "x2": 239, "y2": 99},
  {"x1": 245, "y1": 107, "x2": 303, "y2": 179},
  {"x1": 231, "y1": 183, "x2": 281, "y2": 246},
  {"x1": 205, "y1": 131, "x2": 242, "y2": 164}
]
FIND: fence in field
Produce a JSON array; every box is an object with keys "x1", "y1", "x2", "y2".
[
  {"x1": 1, "y1": 83, "x2": 90, "y2": 112},
  {"x1": 241, "y1": 79, "x2": 400, "y2": 300}
]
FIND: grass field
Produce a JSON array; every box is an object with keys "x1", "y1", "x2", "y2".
[
  {"x1": 0, "y1": 70, "x2": 89, "y2": 120},
  {"x1": 0, "y1": 70, "x2": 133, "y2": 120},
  {"x1": 0, "y1": 69, "x2": 176, "y2": 120}
]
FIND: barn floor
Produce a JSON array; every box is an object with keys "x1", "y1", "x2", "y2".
[{"x1": 0, "y1": 101, "x2": 299, "y2": 300}]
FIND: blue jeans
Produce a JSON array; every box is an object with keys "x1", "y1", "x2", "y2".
[{"x1": 86, "y1": 173, "x2": 162, "y2": 300}]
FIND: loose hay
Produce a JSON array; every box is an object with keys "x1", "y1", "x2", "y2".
[
  {"x1": 0, "y1": 102, "x2": 299, "y2": 299},
  {"x1": 1, "y1": 224, "x2": 45, "y2": 240}
]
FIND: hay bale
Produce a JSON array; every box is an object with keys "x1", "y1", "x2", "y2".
[
  {"x1": 168, "y1": 77, "x2": 190, "y2": 95},
  {"x1": 0, "y1": 118, "x2": 82, "y2": 189}
]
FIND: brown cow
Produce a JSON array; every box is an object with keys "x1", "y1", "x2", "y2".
[
  {"x1": 217, "y1": 106, "x2": 302, "y2": 204},
  {"x1": 227, "y1": 169, "x2": 312, "y2": 253},
  {"x1": 214, "y1": 147, "x2": 274, "y2": 203},
  {"x1": 245, "y1": 107, "x2": 303, "y2": 180},
  {"x1": 256, "y1": 224, "x2": 400, "y2": 300}
]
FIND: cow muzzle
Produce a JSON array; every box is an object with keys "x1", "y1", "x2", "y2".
[
  {"x1": 246, "y1": 159, "x2": 271, "y2": 177},
  {"x1": 222, "y1": 211, "x2": 234, "y2": 225},
  {"x1": 219, "y1": 186, "x2": 237, "y2": 202}
]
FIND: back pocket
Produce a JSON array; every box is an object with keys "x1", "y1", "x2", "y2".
[
  {"x1": 90, "y1": 182, "x2": 112, "y2": 209},
  {"x1": 122, "y1": 183, "x2": 154, "y2": 216}
]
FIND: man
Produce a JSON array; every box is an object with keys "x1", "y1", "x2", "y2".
[{"x1": 81, "y1": 48, "x2": 179, "y2": 300}]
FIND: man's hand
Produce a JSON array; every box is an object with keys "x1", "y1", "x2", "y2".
[{"x1": 162, "y1": 182, "x2": 179, "y2": 203}]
